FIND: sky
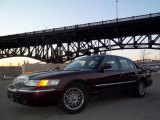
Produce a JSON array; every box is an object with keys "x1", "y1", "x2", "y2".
[{"x1": 0, "y1": 0, "x2": 160, "y2": 66}]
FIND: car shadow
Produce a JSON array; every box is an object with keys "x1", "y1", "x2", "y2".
[{"x1": 11, "y1": 90, "x2": 155, "y2": 118}]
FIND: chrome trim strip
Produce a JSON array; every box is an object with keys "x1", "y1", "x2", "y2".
[
  {"x1": 18, "y1": 89, "x2": 55, "y2": 93},
  {"x1": 8, "y1": 87, "x2": 55, "y2": 93},
  {"x1": 95, "y1": 81, "x2": 136, "y2": 87}
]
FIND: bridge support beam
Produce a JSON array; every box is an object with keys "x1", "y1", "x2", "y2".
[{"x1": 0, "y1": 33, "x2": 160, "y2": 63}]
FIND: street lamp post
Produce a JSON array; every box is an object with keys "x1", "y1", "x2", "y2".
[{"x1": 116, "y1": 0, "x2": 119, "y2": 19}]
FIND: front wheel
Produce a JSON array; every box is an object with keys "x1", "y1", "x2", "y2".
[
  {"x1": 60, "y1": 83, "x2": 88, "y2": 114},
  {"x1": 134, "y1": 81, "x2": 146, "y2": 97}
]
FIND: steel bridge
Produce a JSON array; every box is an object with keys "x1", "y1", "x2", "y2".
[
  {"x1": 135, "y1": 59, "x2": 160, "y2": 69},
  {"x1": 0, "y1": 12, "x2": 160, "y2": 63}
]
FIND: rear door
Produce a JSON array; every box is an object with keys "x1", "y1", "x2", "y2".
[{"x1": 117, "y1": 56, "x2": 138, "y2": 86}]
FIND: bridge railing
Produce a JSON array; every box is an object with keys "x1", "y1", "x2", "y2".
[
  {"x1": 66, "y1": 26, "x2": 76, "y2": 30},
  {"x1": 32, "y1": 12, "x2": 160, "y2": 34},
  {"x1": 78, "y1": 23, "x2": 88, "y2": 28},
  {"x1": 1, "y1": 12, "x2": 160, "y2": 37}
]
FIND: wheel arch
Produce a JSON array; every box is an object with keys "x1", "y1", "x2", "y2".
[
  {"x1": 64, "y1": 79, "x2": 91, "y2": 94},
  {"x1": 137, "y1": 76, "x2": 147, "y2": 86}
]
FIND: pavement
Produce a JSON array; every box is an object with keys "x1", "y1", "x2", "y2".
[{"x1": 0, "y1": 74, "x2": 160, "y2": 120}]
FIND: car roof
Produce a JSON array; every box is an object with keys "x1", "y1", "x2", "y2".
[
  {"x1": 90, "y1": 54, "x2": 128, "y2": 59},
  {"x1": 89, "y1": 54, "x2": 134, "y2": 62}
]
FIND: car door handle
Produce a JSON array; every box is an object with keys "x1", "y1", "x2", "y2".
[
  {"x1": 134, "y1": 72, "x2": 138, "y2": 76},
  {"x1": 119, "y1": 72, "x2": 123, "y2": 76},
  {"x1": 135, "y1": 71, "x2": 138, "y2": 74}
]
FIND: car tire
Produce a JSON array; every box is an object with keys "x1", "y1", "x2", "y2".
[
  {"x1": 60, "y1": 82, "x2": 88, "y2": 114},
  {"x1": 134, "y1": 81, "x2": 146, "y2": 97}
]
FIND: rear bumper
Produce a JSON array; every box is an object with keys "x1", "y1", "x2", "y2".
[
  {"x1": 146, "y1": 78, "x2": 153, "y2": 87},
  {"x1": 7, "y1": 85, "x2": 62, "y2": 106}
]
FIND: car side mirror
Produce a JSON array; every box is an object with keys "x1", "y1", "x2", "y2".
[{"x1": 100, "y1": 63, "x2": 112, "y2": 70}]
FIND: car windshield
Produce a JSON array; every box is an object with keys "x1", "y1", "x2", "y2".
[{"x1": 64, "y1": 56, "x2": 105, "y2": 70}]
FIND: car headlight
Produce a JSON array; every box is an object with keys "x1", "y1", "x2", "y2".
[
  {"x1": 12, "y1": 75, "x2": 29, "y2": 85},
  {"x1": 25, "y1": 79, "x2": 60, "y2": 87}
]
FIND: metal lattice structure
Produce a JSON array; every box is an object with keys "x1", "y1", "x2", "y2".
[{"x1": 0, "y1": 12, "x2": 160, "y2": 63}]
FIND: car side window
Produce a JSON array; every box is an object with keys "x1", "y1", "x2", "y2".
[
  {"x1": 118, "y1": 57, "x2": 135, "y2": 70},
  {"x1": 103, "y1": 56, "x2": 119, "y2": 70}
]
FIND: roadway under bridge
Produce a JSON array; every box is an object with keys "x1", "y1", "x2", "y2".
[{"x1": 0, "y1": 12, "x2": 160, "y2": 63}]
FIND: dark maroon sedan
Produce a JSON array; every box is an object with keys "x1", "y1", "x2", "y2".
[{"x1": 7, "y1": 55, "x2": 152, "y2": 113}]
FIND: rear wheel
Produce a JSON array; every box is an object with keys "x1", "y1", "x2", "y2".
[
  {"x1": 134, "y1": 81, "x2": 146, "y2": 97},
  {"x1": 60, "y1": 83, "x2": 88, "y2": 114}
]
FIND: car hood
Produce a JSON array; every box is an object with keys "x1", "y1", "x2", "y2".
[{"x1": 26, "y1": 69, "x2": 96, "y2": 80}]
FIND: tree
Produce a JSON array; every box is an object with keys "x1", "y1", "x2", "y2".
[{"x1": 140, "y1": 49, "x2": 151, "y2": 67}]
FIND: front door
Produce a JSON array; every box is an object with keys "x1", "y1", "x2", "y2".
[{"x1": 97, "y1": 56, "x2": 122, "y2": 89}]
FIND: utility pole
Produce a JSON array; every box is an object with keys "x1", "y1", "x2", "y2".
[{"x1": 109, "y1": 39, "x2": 111, "y2": 55}]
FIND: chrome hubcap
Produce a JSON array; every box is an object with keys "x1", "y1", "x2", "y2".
[{"x1": 64, "y1": 88, "x2": 84, "y2": 110}]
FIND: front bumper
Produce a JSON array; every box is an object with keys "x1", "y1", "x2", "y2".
[{"x1": 7, "y1": 85, "x2": 62, "y2": 106}]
